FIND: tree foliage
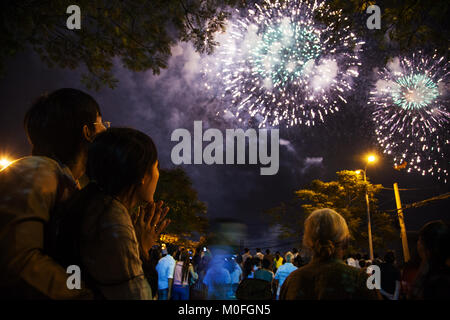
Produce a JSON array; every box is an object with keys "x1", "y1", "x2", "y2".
[
  {"x1": 266, "y1": 170, "x2": 398, "y2": 253},
  {"x1": 1, "y1": 1, "x2": 447, "y2": 89},
  {"x1": 0, "y1": 0, "x2": 246, "y2": 90},
  {"x1": 155, "y1": 167, "x2": 208, "y2": 240},
  {"x1": 324, "y1": 0, "x2": 449, "y2": 55}
]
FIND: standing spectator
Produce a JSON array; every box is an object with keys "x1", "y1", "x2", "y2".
[
  {"x1": 193, "y1": 245, "x2": 203, "y2": 270},
  {"x1": 280, "y1": 208, "x2": 381, "y2": 300},
  {"x1": 379, "y1": 251, "x2": 401, "y2": 300},
  {"x1": 156, "y1": 244, "x2": 177, "y2": 300},
  {"x1": 172, "y1": 251, "x2": 198, "y2": 300},
  {"x1": 190, "y1": 254, "x2": 210, "y2": 300},
  {"x1": 400, "y1": 232, "x2": 420, "y2": 299},
  {"x1": 243, "y1": 257, "x2": 258, "y2": 279},
  {"x1": 264, "y1": 249, "x2": 274, "y2": 270},
  {"x1": 274, "y1": 252, "x2": 297, "y2": 299},
  {"x1": 346, "y1": 254, "x2": 358, "y2": 268},
  {"x1": 203, "y1": 256, "x2": 232, "y2": 299},
  {"x1": 254, "y1": 258, "x2": 274, "y2": 283},
  {"x1": 410, "y1": 221, "x2": 450, "y2": 299},
  {"x1": 242, "y1": 248, "x2": 252, "y2": 265},
  {"x1": 143, "y1": 246, "x2": 162, "y2": 300},
  {"x1": 354, "y1": 253, "x2": 362, "y2": 269},
  {"x1": 274, "y1": 251, "x2": 283, "y2": 272},
  {"x1": 226, "y1": 256, "x2": 243, "y2": 298},
  {"x1": 255, "y1": 248, "x2": 264, "y2": 260},
  {"x1": 292, "y1": 248, "x2": 299, "y2": 259}
]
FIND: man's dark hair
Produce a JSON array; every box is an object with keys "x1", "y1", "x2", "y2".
[
  {"x1": 292, "y1": 248, "x2": 298, "y2": 254},
  {"x1": 262, "y1": 258, "x2": 271, "y2": 269},
  {"x1": 256, "y1": 248, "x2": 261, "y2": 253},
  {"x1": 265, "y1": 249, "x2": 270, "y2": 255},
  {"x1": 244, "y1": 248, "x2": 250, "y2": 253},
  {"x1": 384, "y1": 251, "x2": 395, "y2": 264},
  {"x1": 166, "y1": 244, "x2": 178, "y2": 256},
  {"x1": 359, "y1": 259, "x2": 366, "y2": 268},
  {"x1": 24, "y1": 88, "x2": 101, "y2": 166}
]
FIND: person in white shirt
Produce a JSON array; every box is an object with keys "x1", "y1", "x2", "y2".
[
  {"x1": 226, "y1": 256, "x2": 242, "y2": 298},
  {"x1": 241, "y1": 248, "x2": 252, "y2": 265},
  {"x1": 347, "y1": 255, "x2": 358, "y2": 268},
  {"x1": 274, "y1": 252, "x2": 297, "y2": 299},
  {"x1": 255, "y1": 248, "x2": 264, "y2": 260},
  {"x1": 155, "y1": 244, "x2": 177, "y2": 300}
]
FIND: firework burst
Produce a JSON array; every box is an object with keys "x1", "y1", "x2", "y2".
[
  {"x1": 370, "y1": 52, "x2": 450, "y2": 182},
  {"x1": 204, "y1": 0, "x2": 364, "y2": 128}
]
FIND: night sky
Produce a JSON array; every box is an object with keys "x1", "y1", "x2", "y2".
[{"x1": 0, "y1": 36, "x2": 448, "y2": 253}]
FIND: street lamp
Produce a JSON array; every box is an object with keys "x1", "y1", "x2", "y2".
[
  {"x1": 0, "y1": 157, "x2": 13, "y2": 171},
  {"x1": 355, "y1": 154, "x2": 377, "y2": 261}
]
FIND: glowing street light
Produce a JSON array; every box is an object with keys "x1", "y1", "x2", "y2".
[
  {"x1": 367, "y1": 155, "x2": 376, "y2": 163},
  {"x1": 0, "y1": 157, "x2": 13, "y2": 171}
]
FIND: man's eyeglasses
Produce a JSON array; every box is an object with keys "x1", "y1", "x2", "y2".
[{"x1": 93, "y1": 121, "x2": 111, "y2": 128}]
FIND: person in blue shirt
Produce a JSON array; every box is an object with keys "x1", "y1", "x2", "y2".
[{"x1": 274, "y1": 252, "x2": 297, "y2": 299}]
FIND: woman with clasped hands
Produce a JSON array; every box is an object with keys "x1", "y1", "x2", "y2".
[{"x1": 56, "y1": 128, "x2": 170, "y2": 299}]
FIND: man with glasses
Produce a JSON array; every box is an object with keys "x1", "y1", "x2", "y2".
[{"x1": 0, "y1": 88, "x2": 107, "y2": 299}]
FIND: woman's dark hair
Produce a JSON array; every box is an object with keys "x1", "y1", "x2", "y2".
[
  {"x1": 243, "y1": 257, "x2": 255, "y2": 279},
  {"x1": 87, "y1": 127, "x2": 158, "y2": 198},
  {"x1": 179, "y1": 252, "x2": 191, "y2": 283},
  {"x1": 410, "y1": 221, "x2": 450, "y2": 299},
  {"x1": 419, "y1": 220, "x2": 450, "y2": 270},
  {"x1": 24, "y1": 88, "x2": 101, "y2": 166}
]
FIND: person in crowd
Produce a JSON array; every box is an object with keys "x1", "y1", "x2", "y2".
[
  {"x1": 143, "y1": 246, "x2": 162, "y2": 300},
  {"x1": 264, "y1": 249, "x2": 274, "y2": 270},
  {"x1": 359, "y1": 259, "x2": 368, "y2": 269},
  {"x1": 292, "y1": 248, "x2": 299, "y2": 259},
  {"x1": 0, "y1": 88, "x2": 107, "y2": 299},
  {"x1": 379, "y1": 251, "x2": 401, "y2": 300},
  {"x1": 55, "y1": 128, "x2": 170, "y2": 299},
  {"x1": 410, "y1": 220, "x2": 450, "y2": 299},
  {"x1": 346, "y1": 254, "x2": 358, "y2": 268},
  {"x1": 156, "y1": 243, "x2": 177, "y2": 300},
  {"x1": 225, "y1": 255, "x2": 243, "y2": 298},
  {"x1": 243, "y1": 256, "x2": 258, "y2": 279},
  {"x1": 399, "y1": 232, "x2": 421, "y2": 299},
  {"x1": 280, "y1": 208, "x2": 381, "y2": 300},
  {"x1": 274, "y1": 252, "x2": 297, "y2": 300},
  {"x1": 354, "y1": 253, "x2": 362, "y2": 269},
  {"x1": 193, "y1": 245, "x2": 203, "y2": 270},
  {"x1": 203, "y1": 255, "x2": 232, "y2": 299},
  {"x1": 274, "y1": 251, "x2": 284, "y2": 272},
  {"x1": 254, "y1": 257, "x2": 275, "y2": 283},
  {"x1": 255, "y1": 248, "x2": 264, "y2": 260},
  {"x1": 242, "y1": 248, "x2": 252, "y2": 265},
  {"x1": 172, "y1": 251, "x2": 198, "y2": 300},
  {"x1": 293, "y1": 252, "x2": 304, "y2": 268},
  {"x1": 190, "y1": 253, "x2": 211, "y2": 300}
]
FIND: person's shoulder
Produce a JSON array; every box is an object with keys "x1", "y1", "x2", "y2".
[
  {"x1": 2, "y1": 156, "x2": 62, "y2": 179},
  {"x1": 0, "y1": 156, "x2": 70, "y2": 200},
  {"x1": 98, "y1": 198, "x2": 134, "y2": 230}
]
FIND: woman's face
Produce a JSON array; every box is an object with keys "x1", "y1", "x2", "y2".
[{"x1": 137, "y1": 160, "x2": 160, "y2": 203}]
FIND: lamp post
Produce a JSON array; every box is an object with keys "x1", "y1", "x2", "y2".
[{"x1": 355, "y1": 154, "x2": 377, "y2": 261}]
